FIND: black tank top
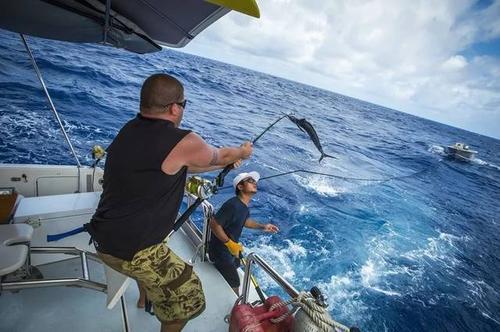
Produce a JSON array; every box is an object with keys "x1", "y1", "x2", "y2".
[{"x1": 88, "y1": 114, "x2": 191, "y2": 260}]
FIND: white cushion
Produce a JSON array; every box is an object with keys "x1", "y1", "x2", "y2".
[
  {"x1": 0, "y1": 224, "x2": 33, "y2": 245},
  {"x1": 0, "y1": 244, "x2": 28, "y2": 276}
]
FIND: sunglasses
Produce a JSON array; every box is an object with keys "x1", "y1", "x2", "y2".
[
  {"x1": 175, "y1": 99, "x2": 188, "y2": 109},
  {"x1": 243, "y1": 178, "x2": 257, "y2": 184}
]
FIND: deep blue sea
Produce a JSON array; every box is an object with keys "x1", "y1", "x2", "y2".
[{"x1": 1, "y1": 30, "x2": 499, "y2": 331}]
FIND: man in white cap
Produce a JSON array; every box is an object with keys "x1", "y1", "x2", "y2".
[{"x1": 209, "y1": 171, "x2": 279, "y2": 294}]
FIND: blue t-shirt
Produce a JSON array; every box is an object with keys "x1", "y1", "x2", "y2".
[{"x1": 209, "y1": 196, "x2": 249, "y2": 261}]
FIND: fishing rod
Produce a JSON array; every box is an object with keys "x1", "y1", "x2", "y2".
[
  {"x1": 215, "y1": 114, "x2": 289, "y2": 187},
  {"x1": 171, "y1": 115, "x2": 291, "y2": 236},
  {"x1": 215, "y1": 113, "x2": 337, "y2": 187}
]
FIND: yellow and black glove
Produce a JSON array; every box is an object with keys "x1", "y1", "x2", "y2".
[{"x1": 224, "y1": 239, "x2": 244, "y2": 257}]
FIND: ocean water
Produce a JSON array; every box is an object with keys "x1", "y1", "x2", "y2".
[{"x1": 1, "y1": 30, "x2": 499, "y2": 331}]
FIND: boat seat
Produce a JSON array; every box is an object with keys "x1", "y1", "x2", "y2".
[
  {"x1": 0, "y1": 224, "x2": 33, "y2": 276},
  {"x1": 0, "y1": 224, "x2": 130, "y2": 329},
  {"x1": 0, "y1": 245, "x2": 28, "y2": 276},
  {"x1": 0, "y1": 223, "x2": 34, "y2": 245}
]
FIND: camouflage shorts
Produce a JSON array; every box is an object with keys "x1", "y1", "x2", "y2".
[{"x1": 98, "y1": 243, "x2": 206, "y2": 323}]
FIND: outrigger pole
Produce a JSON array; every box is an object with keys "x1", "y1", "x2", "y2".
[{"x1": 20, "y1": 34, "x2": 82, "y2": 191}]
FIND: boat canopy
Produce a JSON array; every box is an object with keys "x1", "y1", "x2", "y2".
[{"x1": 0, "y1": 0, "x2": 260, "y2": 54}]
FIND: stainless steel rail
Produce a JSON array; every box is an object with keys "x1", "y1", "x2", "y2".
[
  {"x1": 241, "y1": 252, "x2": 300, "y2": 304},
  {"x1": 2, "y1": 278, "x2": 106, "y2": 292},
  {"x1": 2, "y1": 247, "x2": 104, "y2": 292},
  {"x1": 180, "y1": 192, "x2": 214, "y2": 263}
]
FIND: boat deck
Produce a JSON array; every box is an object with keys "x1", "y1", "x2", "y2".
[
  {"x1": 0, "y1": 192, "x2": 257, "y2": 332},
  {"x1": 0, "y1": 228, "x2": 243, "y2": 332}
]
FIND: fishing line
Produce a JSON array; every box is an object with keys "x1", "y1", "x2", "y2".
[
  {"x1": 217, "y1": 164, "x2": 436, "y2": 191},
  {"x1": 260, "y1": 167, "x2": 431, "y2": 182}
]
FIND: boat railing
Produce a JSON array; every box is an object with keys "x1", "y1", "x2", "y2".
[
  {"x1": 180, "y1": 192, "x2": 214, "y2": 263},
  {"x1": 240, "y1": 252, "x2": 299, "y2": 303},
  {"x1": 241, "y1": 253, "x2": 352, "y2": 332}
]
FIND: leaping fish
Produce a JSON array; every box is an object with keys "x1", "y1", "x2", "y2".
[{"x1": 287, "y1": 115, "x2": 335, "y2": 162}]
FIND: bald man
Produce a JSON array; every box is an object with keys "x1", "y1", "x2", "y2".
[{"x1": 87, "y1": 73, "x2": 253, "y2": 332}]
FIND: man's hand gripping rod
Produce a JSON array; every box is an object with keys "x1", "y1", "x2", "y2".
[{"x1": 215, "y1": 114, "x2": 288, "y2": 187}]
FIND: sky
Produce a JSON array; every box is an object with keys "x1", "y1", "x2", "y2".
[{"x1": 183, "y1": 0, "x2": 500, "y2": 139}]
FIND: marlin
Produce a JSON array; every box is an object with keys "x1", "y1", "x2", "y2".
[{"x1": 287, "y1": 115, "x2": 335, "y2": 162}]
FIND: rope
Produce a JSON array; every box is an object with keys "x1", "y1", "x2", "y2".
[
  {"x1": 295, "y1": 292, "x2": 336, "y2": 332},
  {"x1": 266, "y1": 292, "x2": 349, "y2": 332},
  {"x1": 268, "y1": 297, "x2": 295, "y2": 323}
]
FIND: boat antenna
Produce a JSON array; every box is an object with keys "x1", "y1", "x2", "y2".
[{"x1": 20, "y1": 34, "x2": 82, "y2": 191}]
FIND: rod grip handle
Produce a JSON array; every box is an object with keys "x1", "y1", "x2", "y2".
[{"x1": 215, "y1": 164, "x2": 234, "y2": 187}]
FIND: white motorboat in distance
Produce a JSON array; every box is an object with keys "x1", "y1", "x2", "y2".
[{"x1": 445, "y1": 142, "x2": 478, "y2": 160}]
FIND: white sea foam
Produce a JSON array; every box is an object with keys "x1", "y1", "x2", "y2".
[
  {"x1": 359, "y1": 259, "x2": 402, "y2": 297},
  {"x1": 294, "y1": 174, "x2": 347, "y2": 197},
  {"x1": 428, "y1": 144, "x2": 446, "y2": 156},
  {"x1": 473, "y1": 158, "x2": 500, "y2": 171},
  {"x1": 370, "y1": 287, "x2": 401, "y2": 297},
  {"x1": 360, "y1": 259, "x2": 377, "y2": 287},
  {"x1": 246, "y1": 239, "x2": 308, "y2": 288},
  {"x1": 481, "y1": 311, "x2": 500, "y2": 325},
  {"x1": 318, "y1": 273, "x2": 369, "y2": 323}
]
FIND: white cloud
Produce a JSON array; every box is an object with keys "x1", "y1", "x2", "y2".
[
  {"x1": 442, "y1": 55, "x2": 468, "y2": 71},
  {"x1": 184, "y1": 0, "x2": 500, "y2": 138}
]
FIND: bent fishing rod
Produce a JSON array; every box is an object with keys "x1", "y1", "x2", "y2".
[
  {"x1": 214, "y1": 114, "x2": 289, "y2": 187},
  {"x1": 173, "y1": 113, "x2": 337, "y2": 232},
  {"x1": 171, "y1": 114, "x2": 290, "y2": 233}
]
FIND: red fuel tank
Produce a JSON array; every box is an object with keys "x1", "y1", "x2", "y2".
[{"x1": 229, "y1": 296, "x2": 294, "y2": 332}]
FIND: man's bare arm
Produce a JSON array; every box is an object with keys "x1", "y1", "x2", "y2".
[
  {"x1": 244, "y1": 218, "x2": 265, "y2": 229},
  {"x1": 188, "y1": 159, "x2": 242, "y2": 174},
  {"x1": 162, "y1": 132, "x2": 252, "y2": 175},
  {"x1": 245, "y1": 218, "x2": 279, "y2": 233}
]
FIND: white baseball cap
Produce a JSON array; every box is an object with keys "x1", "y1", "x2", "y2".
[{"x1": 233, "y1": 171, "x2": 260, "y2": 189}]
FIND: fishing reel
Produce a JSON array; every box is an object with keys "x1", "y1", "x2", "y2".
[
  {"x1": 185, "y1": 176, "x2": 217, "y2": 200},
  {"x1": 92, "y1": 145, "x2": 106, "y2": 160},
  {"x1": 91, "y1": 145, "x2": 106, "y2": 168},
  {"x1": 310, "y1": 286, "x2": 328, "y2": 308}
]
